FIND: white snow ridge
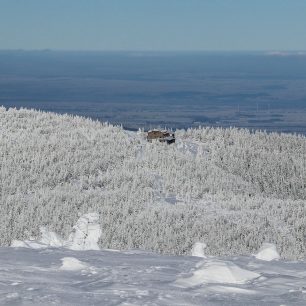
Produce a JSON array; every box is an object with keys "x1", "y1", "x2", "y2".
[
  {"x1": 40, "y1": 227, "x2": 64, "y2": 247},
  {"x1": 65, "y1": 213, "x2": 101, "y2": 251},
  {"x1": 255, "y1": 243, "x2": 280, "y2": 261},
  {"x1": 60, "y1": 257, "x2": 88, "y2": 271},
  {"x1": 176, "y1": 260, "x2": 260, "y2": 287},
  {"x1": 191, "y1": 242, "x2": 207, "y2": 258},
  {"x1": 11, "y1": 226, "x2": 64, "y2": 249},
  {"x1": 11, "y1": 239, "x2": 48, "y2": 250},
  {"x1": 11, "y1": 213, "x2": 102, "y2": 251}
]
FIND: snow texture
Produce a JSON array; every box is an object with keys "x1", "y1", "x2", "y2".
[
  {"x1": 191, "y1": 242, "x2": 207, "y2": 258},
  {"x1": 255, "y1": 243, "x2": 281, "y2": 261},
  {"x1": 60, "y1": 257, "x2": 88, "y2": 271},
  {"x1": 1, "y1": 247, "x2": 306, "y2": 305},
  {"x1": 40, "y1": 227, "x2": 64, "y2": 247},
  {"x1": 11, "y1": 239, "x2": 48, "y2": 250},
  {"x1": 176, "y1": 260, "x2": 260, "y2": 286},
  {"x1": 65, "y1": 213, "x2": 101, "y2": 251},
  {"x1": 11, "y1": 213, "x2": 101, "y2": 251}
]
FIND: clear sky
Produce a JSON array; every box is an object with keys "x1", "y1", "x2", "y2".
[{"x1": 0, "y1": 0, "x2": 305, "y2": 51}]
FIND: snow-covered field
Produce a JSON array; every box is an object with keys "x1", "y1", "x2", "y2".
[
  {"x1": 2, "y1": 214, "x2": 304, "y2": 305},
  {"x1": 3, "y1": 214, "x2": 301, "y2": 305},
  {"x1": 2, "y1": 246, "x2": 306, "y2": 305}
]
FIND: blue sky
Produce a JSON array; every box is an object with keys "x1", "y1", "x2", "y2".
[{"x1": 0, "y1": 0, "x2": 305, "y2": 51}]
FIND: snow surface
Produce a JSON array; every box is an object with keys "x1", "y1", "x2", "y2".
[
  {"x1": 255, "y1": 243, "x2": 281, "y2": 261},
  {"x1": 176, "y1": 260, "x2": 260, "y2": 286},
  {"x1": 1, "y1": 247, "x2": 306, "y2": 305},
  {"x1": 60, "y1": 257, "x2": 88, "y2": 271},
  {"x1": 39, "y1": 227, "x2": 64, "y2": 248},
  {"x1": 191, "y1": 242, "x2": 207, "y2": 258},
  {"x1": 65, "y1": 213, "x2": 101, "y2": 251}
]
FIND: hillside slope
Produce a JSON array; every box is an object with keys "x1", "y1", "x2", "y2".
[{"x1": 1, "y1": 107, "x2": 306, "y2": 259}]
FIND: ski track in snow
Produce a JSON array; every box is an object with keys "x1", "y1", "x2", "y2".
[{"x1": 1, "y1": 247, "x2": 306, "y2": 305}]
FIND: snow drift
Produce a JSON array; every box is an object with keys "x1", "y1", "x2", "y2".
[
  {"x1": 255, "y1": 243, "x2": 280, "y2": 261},
  {"x1": 176, "y1": 260, "x2": 260, "y2": 287},
  {"x1": 191, "y1": 242, "x2": 207, "y2": 258},
  {"x1": 60, "y1": 257, "x2": 88, "y2": 271},
  {"x1": 65, "y1": 213, "x2": 101, "y2": 251},
  {"x1": 11, "y1": 213, "x2": 101, "y2": 251}
]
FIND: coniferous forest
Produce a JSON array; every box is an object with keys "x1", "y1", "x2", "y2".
[{"x1": 1, "y1": 106, "x2": 306, "y2": 259}]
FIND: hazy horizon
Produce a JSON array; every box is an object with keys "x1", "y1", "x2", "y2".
[
  {"x1": 1, "y1": 49, "x2": 306, "y2": 53},
  {"x1": 1, "y1": 50, "x2": 306, "y2": 134}
]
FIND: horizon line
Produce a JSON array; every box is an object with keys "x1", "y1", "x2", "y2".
[{"x1": 1, "y1": 49, "x2": 306, "y2": 53}]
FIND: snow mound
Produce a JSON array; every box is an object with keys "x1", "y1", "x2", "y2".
[
  {"x1": 11, "y1": 240, "x2": 48, "y2": 249},
  {"x1": 65, "y1": 213, "x2": 101, "y2": 251},
  {"x1": 255, "y1": 243, "x2": 280, "y2": 261},
  {"x1": 11, "y1": 226, "x2": 63, "y2": 249},
  {"x1": 191, "y1": 242, "x2": 207, "y2": 258},
  {"x1": 176, "y1": 260, "x2": 260, "y2": 287},
  {"x1": 11, "y1": 213, "x2": 101, "y2": 251},
  {"x1": 60, "y1": 257, "x2": 87, "y2": 271},
  {"x1": 39, "y1": 227, "x2": 64, "y2": 247}
]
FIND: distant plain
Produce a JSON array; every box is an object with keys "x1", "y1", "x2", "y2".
[{"x1": 0, "y1": 50, "x2": 306, "y2": 133}]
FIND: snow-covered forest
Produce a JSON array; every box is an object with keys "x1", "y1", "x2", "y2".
[{"x1": 1, "y1": 106, "x2": 306, "y2": 259}]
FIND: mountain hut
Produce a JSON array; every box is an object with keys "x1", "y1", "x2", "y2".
[{"x1": 147, "y1": 129, "x2": 175, "y2": 144}]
